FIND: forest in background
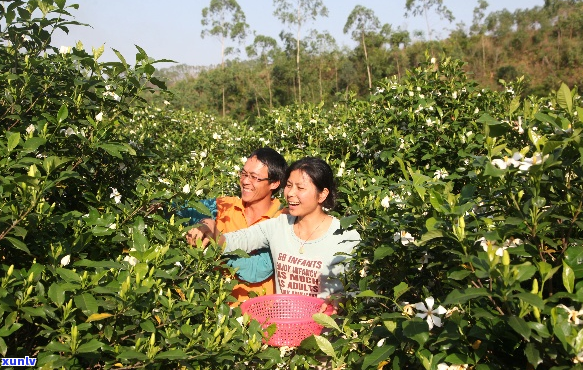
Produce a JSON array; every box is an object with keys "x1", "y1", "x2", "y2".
[{"x1": 150, "y1": 0, "x2": 583, "y2": 119}]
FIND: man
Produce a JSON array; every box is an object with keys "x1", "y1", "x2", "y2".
[{"x1": 181, "y1": 147, "x2": 287, "y2": 305}]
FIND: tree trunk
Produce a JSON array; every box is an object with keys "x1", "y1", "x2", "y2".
[{"x1": 362, "y1": 31, "x2": 372, "y2": 91}]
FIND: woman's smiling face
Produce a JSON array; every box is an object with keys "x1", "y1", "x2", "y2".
[{"x1": 284, "y1": 169, "x2": 328, "y2": 217}]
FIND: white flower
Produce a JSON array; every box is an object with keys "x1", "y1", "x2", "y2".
[
  {"x1": 377, "y1": 338, "x2": 386, "y2": 347},
  {"x1": 200, "y1": 151, "x2": 207, "y2": 158},
  {"x1": 415, "y1": 297, "x2": 446, "y2": 330},
  {"x1": 95, "y1": 112, "x2": 103, "y2": 122},
  {"x1": 108, "y1": 223, "x2": 117, "y2": 230},
  {"x1": 123, "y1": 255, "x2": 138, "y2": 266},
  {"x1": 452, "y1": 91, "x2": 458, "y2": 99},
  {"x1": 518, "y1": 153, "x2": 547, "y2": 172},
  {"x1": 26, "y1": 124, "x2": 35, "y2": 135},
  {"x1": 182, "y1": 184, "x2": 191, "y2": 194},
  {"x1": 430, "y1": 57, "x2": 436, "y2": 64},
  {"x1": 359, "y1": 259, "x2": 370, "y2": 278},
  {"x1": 241, "y1": 157, "x2": 247, "y2": 164},
  {"x1": 195, "y1": 189, "x2": 204, "y2": 196},
  {"x1": 59, "y1": 45, "x2": 72, "y2": 54},
  {"x1": 381, "y1": 196, "x2": 390, "y2": 208},
  {"x1": 557, "y1": 304, "x2": 583, "y2": 325},
  {"x1": 60, "y1": 254, "x2": 71, "y2": 266},
  {"x1": 438, "y1": 364, "x2": 468, "y2": 370},
  {"x1": 163, "y1": 100, "x2": 170, "y2": 105},
  {"x1": 110, "y1": 187, "x2": 122, "y2": 204},
  {"x1": 64, "y1": 127, "x2": 77, "y2": 136},
  {"x1": 503, "y1": 238, "x2": 523, "y2": 248},
  {"x1": 158, "y1": 178, "x2": 171, "y2": 185},
  {"x1": 491, "y1": 152, "x2": 523, "y2": 170},
  {"x1": 174, "y1": 261, "x2": 183, "y2": 268},
  {"x1": 337, "y1": 167, "x2": 344, "y2": 177},
  {"x1": 433, "y1": 168, "x2": 449, "y2": 180},
  {"x1": 394, "y1": 231, "x2": 415, "y2": 246},
  {"x1": 478, "y1": 237, "x2": 504, "y2": 257},
  {"x1": 212, "y1": 133, "x2": 221, "y2": 140}
]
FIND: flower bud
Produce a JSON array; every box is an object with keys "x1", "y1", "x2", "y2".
[{"x1": 502, "y1": 249, "x2": 510, "y2": 266}]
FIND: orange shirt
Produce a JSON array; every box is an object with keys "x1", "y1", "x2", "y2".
[{"x1": 215, "y1": 197, "x2": 284, "y2": 305}]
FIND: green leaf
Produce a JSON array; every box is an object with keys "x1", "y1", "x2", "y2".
[
  {"x1": 4, "y1": 237, "x2": 30, "y2": 254},
  {"x1": 313, "y1": 313, "x2": 340, "y2": 331},
  {"x1": 48, "y1": 283, "x2": 65, "y2": 306},
  {"x1": 155, "y1": 349, "x2": 188, "y2": 360},
  {"x1": 339, "y1": 214, "x2": 358, "y2": 229},
  {"x1": 484, "y1": 162, "x2": 506, "y2": 177},
  {"x1": 563, "y1": 260, "x2": 575, "y2": 294},
  {"x1": 513, "y1": 292, "x2": 544, "y2": 310},
  {"x1": 117, "y1": 350, "x2": 148, "y2": 361},
  {"x1": 356, "y1": 290, "x2": 388, "y2": 299},
  {"x1": 86, "y1": 313, "x2": 113, "y2": 322},
  {"x1": 564, "y1": 246, "x2": 583, "y2": 279},
  {"x1": 373, "y1": 246, "x2": 394, "y2": 262},
  {"x1": 362, "y1": 345, "x2": 395, "y2": 369},
  {"x1": 6, "y1": 131, "x2": 20, "y2": 152},
  {"x1": 314, "y1": 335, "x2": 335, "y2": 358},
  {"x1": 76, "y1": 339, "x2": 103, "y2": 353},
  {"x1": 443, "y1": 288, "x2": 490, "y2": 306},
  {"x1": 0, "y1": 337, "x2": 6, "y2": 357},
  {"x1": 140, "y1": 320, "x2": 156, "y2": 332},
  {"x1": 74, "y1": 293, "x2": 99, "y2": 315},
  {"x1": 56, "y1": 267, "x2": 82, "y2": 283},
  {"x1": 57, "y1": 104, "x2": 68, "y2": 123},
  {"x1": 393, "y1": 282, "x2": 409, "y2": 301},
  {"x1": 402, "y1": 320, "x2": 429, "y2": 346},
  {"x1": 418, "y1": 230, "x2": 445, "y2": 246},
  {"x1": 524, "y1": 342, "x2": 542, "y2": 367},
  {"x1": 556, "y1": 82, "x2": 572, "y2": 113},
  {"x1": 508, "y1": 315, "x2": 531, "y2": 340},
  {"x1": 22, "y1": 137, "x2": 46, "y2": 152}
]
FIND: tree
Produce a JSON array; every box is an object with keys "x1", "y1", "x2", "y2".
[
  {"x1": 201, "y1": 0, "x2": 248, "y2": 117},
  {"x1": 273, "y1": 0, "x2": 328, "y2": 104},
  {"x1": 305, "y1": 30, "x2": 337, "y2": 101},
  {"x1": 404, "y1": 0, "x2": 455, "y2": 42},
  {"x1": 471, "y1": 0, "x2": 490, "y2": 76},
  {"x1": 344, "y1": 5, "x2": 380, "y2": 91},
  {"x1": 246, "y1": 35, "x2": 280, "y2": 110}
]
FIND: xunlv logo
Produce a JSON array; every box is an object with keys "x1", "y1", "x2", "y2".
[{"x1": 1, "y1": 357, "x2": 37, "y2": 366}]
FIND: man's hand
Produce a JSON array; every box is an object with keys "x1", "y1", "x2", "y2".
[{"x1": 185, "y1": 219, "x2": 216, "y2": 248}]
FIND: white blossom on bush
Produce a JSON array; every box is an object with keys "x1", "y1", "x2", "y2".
[
  {"x1": 26, "y1": 124, "x2": 35, "y2": 135},
  {"x1": 433, "y1": 168, "x2": 449, "y2": 180},
  {"x1": 437, "y1": 363, "x2": 468, "y2": 370},
  {"x1": 394, "y1": 231, "x2": 415, "y2": 246},
  {"x1": 381, "y1": 196, "x2": 390, "y2": 208},
  {"x1": 182, "y1": 184, "x2": 191, "y2": 194},
  {"x1": 123, "y1": 255, "x2": 138, "y2": 266},
  {"x1": 557, "y1": 304, "x2": 583, "y2": 325},
  {"x1": 59, "y1": 45, "x2": 72, "y2": 54},
  {"x1": 95, "y1": 112, "x2": 103, "y2": 122},
  {"x1": 60, "y1": 254, "x2": 71, "y2": 266},
  {"x1": 415, "y1": 297, "x2": 447, "y2": 330},
  {"x1": 110, "y1": 187, "x2": 122, "y2": 204}
]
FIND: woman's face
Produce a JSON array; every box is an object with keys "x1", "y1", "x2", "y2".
[{"x1": 284, "y1": 169, "x2": 328, "y2": 217}]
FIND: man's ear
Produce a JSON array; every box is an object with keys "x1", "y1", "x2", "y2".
[
  {"x1": 269, "y1": 180, "x2": 280, "y2": 191},
  {"x1": 318, "y1": 188, "x2": 329, "y2": 204}
]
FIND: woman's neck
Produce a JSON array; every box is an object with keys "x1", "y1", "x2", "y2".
[{"x1": 295, "y1": 209, "x2": 327, "y2": 226}]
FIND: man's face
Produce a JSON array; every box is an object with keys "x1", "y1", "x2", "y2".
[{"x1": 239, "y1": 156, "x2": 279, "y2": 204}]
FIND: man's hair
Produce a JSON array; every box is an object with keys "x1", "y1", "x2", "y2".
[{"x1": 249, "y1": 147, "x2": 288, "y2": 193}]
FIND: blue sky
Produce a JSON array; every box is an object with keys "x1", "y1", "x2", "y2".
[{"x1": 52, "y1": 0, "x2": 545, "y2": 68}]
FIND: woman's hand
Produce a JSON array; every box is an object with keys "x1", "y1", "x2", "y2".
[{"x1": 319, "y1": 301, "x2": 337, "y2": 315}]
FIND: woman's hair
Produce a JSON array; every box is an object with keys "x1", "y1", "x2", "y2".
[{"x1": 286, "y1": 157, "x2": 337, "y2": 209}]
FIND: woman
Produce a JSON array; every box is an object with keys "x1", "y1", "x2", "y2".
[{"x1": 200, "y1": 157, "x2": 361, "y2": 306}]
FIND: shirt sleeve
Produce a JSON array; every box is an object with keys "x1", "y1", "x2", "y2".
[
  {"x1": 176, "y1": 198, "x2": 218, "y2": 225},
  {"x1": 222, "y1": 218, "x2": 273, "y2": 254},
  {"x1": 225, "y1": 249, "x2": 274, "y2": 283}
]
